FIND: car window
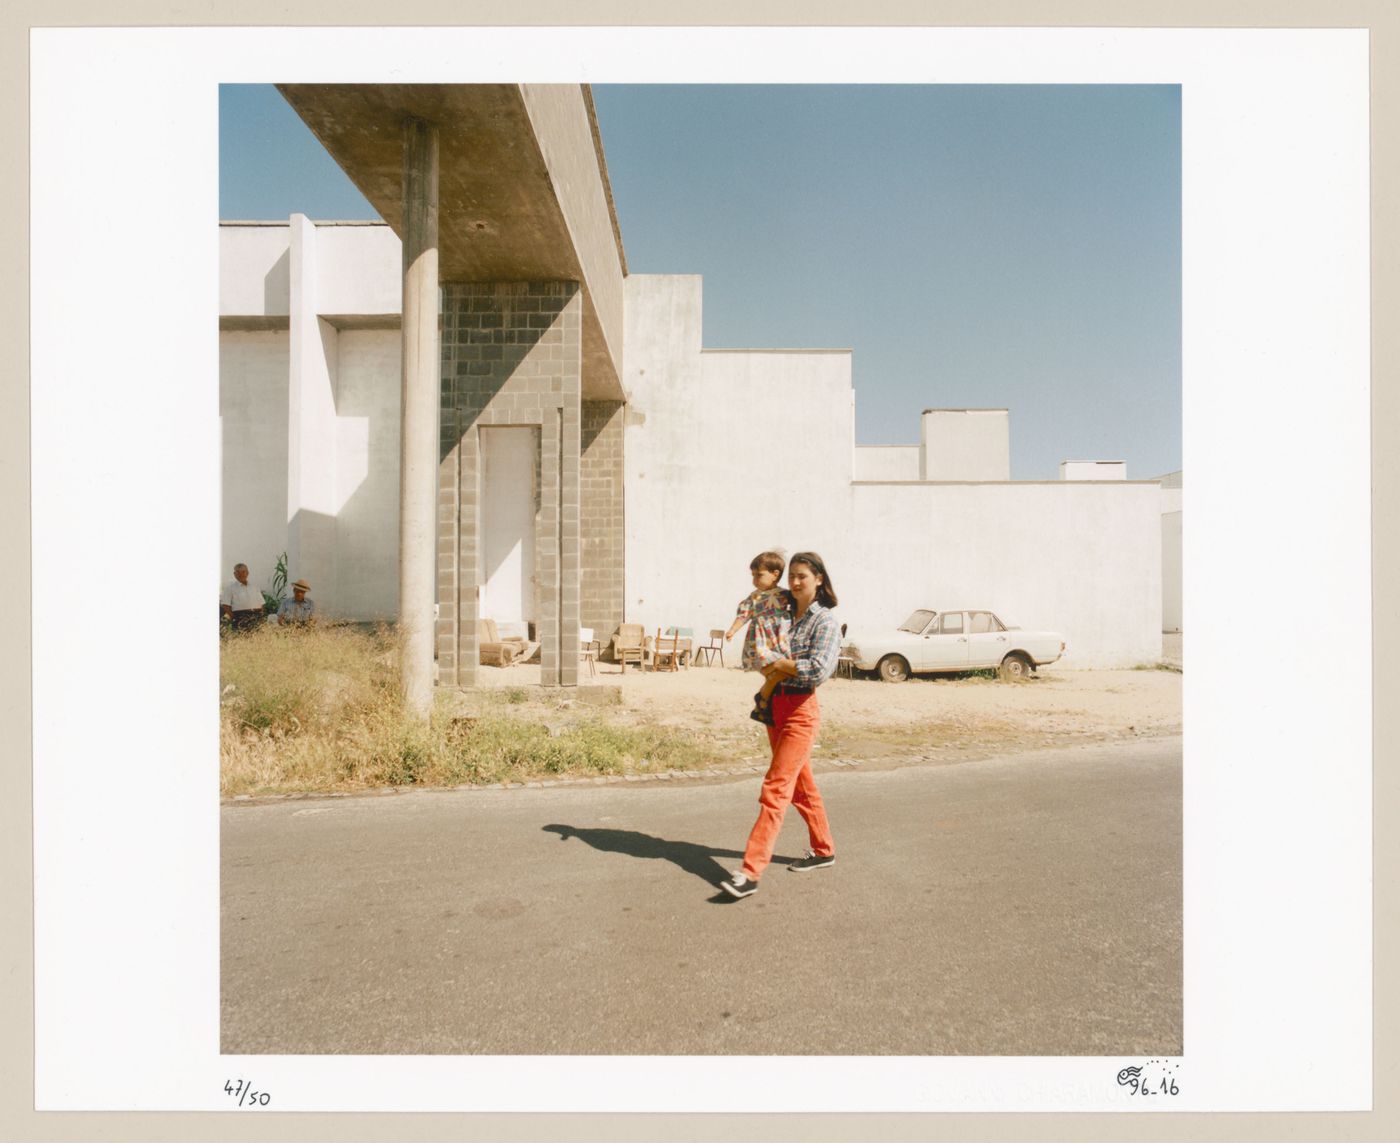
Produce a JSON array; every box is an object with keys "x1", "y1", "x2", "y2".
[
  {"x1": 899, "y1": 610, "x2": 936, "y2": 634},
  {"x1": 940, "y1": 612, "x2": 965, "y2": 634},
  {"x1": 969, "y1": 611, "x2": 994, "y2": 634}
]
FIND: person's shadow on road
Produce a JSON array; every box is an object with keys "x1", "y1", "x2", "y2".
[{"x1": 542, "y1": 824, "x2": 788, "y2": 903}]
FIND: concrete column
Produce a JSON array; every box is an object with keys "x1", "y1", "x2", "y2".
[{"x1": 399, "y1": 119, "x2": 440, "y2": 716}]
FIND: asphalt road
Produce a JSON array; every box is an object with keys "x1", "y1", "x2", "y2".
[{"x1": 221, "y1": 737, "x2": 1181, "y2": 1055}]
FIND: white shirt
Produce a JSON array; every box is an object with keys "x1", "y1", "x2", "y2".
[{"x1": 222, "y1": 579, "x2": 263, "y2": 611}]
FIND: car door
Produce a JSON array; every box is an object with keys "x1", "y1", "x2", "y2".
[
  {"x1": 921, "y1": 610, "x2": 971, "y2": 671},
  {"x1": 965, "y1": 610, "x2": 1008, "y2": 668},
  {"x1": 883, "y1": 610, "x2": 937, "y2": 671}
]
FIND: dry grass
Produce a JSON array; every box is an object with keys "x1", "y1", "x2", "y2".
[
  {"x1": 816, "y1": 713, "x2": 1034, "y2": 757},
  {"x1": 219, "y1": 625, "x2": 725, "y2": 796}
]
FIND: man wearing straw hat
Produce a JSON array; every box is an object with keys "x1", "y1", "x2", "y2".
[{"x1": 276, "y1": 579, "x2": 316, "y2": 626}]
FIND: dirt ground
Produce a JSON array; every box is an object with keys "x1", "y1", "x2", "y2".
[{"x1": 454, "y1": 658, "x2": 1182, "y2": 773}]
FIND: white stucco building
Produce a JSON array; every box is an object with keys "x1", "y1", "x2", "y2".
[
  {"x1": 620, "y1": 275, "x2": 1163, "y2": 666},
  {"x1": 220, "y1": 83, "x2": 1167, "y2": 678},
  {"x1": 221, "y1": 219, "x2": 405, "y2": 621},
  {"x1": 221, "y1": 220, "x2": 1165, "y2": 669}
]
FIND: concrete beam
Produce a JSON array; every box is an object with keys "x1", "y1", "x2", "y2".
[{"x1": 276, "y1": 84, "x2": 625, "y2": 401}]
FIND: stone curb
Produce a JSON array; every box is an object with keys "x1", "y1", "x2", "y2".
[{"x1": 220, "y1": 730, "x2": 1182, "y2": 806}]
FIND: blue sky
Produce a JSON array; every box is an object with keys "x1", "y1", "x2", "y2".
[{"x1": 220, "y1": 84, "x2": 1180, "y2": 480}]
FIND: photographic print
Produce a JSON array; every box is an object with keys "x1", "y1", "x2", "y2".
[
  {"x1": 26, "y1": 23, "x2": 1370, "y2": 1117},
  {"x1": 216, "y1": 81, "x2": 1182, "y2": 1058}
]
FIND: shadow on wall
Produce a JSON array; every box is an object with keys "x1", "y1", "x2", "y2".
[
  {"x1": 306, "y1": 489, "x2": 399, "y2": 622},
  {"x1": 436, "y1": 287, "x2": 575, "y2": 639},
  {"x1": 264, "y1": 247, "x2": 290, "y2": 315},
  {"x1": 579, "y1": 399, "x2": 626, "y2": 644},
  {"x1": 286, "y1": 507, "x2": 336, "y2": 620},
  {"x1": 437, "y1": 287, "x2": 575, "y2": 464},
  {"x1": 322, "y1": 328, "x2": 406, "y2": 621},
  {"x1": 581, "y1": 399, "x2": 623, "y2": 451},
  {"x1": 220, "y1": 332, "x2": 290, "y2": 588}
]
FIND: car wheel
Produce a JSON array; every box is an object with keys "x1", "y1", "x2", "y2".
[
  {"x1": 878, "y1": 655, "x2": 911, "y2": 683},
  {"x1": 999, "y1": 652, "x2": 1033, "y2": 682}
]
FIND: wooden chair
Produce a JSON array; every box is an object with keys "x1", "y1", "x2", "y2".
[
  {"x1": 647, "y1": 627, "x2": 683, "y2": 672},
  {"x1": 612, "y1": 623, "x2": 645, "y2": 673},
  {"x1": 580, "y1": 626, "x2": 601, "y2": 679},
  {"x1": 697, "y1": 629, "x2": 726, "y2": 667},
  {"x1": 666, "y1": 626, "x2": 695, "y2": 668}
]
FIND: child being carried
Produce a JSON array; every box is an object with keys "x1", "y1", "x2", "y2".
[{"x1": 724, "y1": 551, "x2": 793, "y2": 726}]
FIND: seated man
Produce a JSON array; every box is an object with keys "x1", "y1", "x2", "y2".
[
  {"x1": 276, "y1": 579, "x2": 316, "y2": 626},
  {"x1": 221, "y1": 562, "x2": 264, "y2": 632}
]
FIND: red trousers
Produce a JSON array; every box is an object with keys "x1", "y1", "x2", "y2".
[{"x1": 740, "y1": 690, "x2": 836, "y2": 879}]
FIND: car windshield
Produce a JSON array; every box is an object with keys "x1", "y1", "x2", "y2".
[{"x1": 898, "y1": 610, "x2": 936, "y2": 634}]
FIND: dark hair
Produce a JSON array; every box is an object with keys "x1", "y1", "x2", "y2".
[
  {"x1": 788, "y1": 551, "x2": 838, "y2": 608},
  {"x1": 749, "y1": 550, "x2": 786, "y2": 575}
]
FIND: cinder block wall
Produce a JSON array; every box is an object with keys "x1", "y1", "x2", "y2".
[
  {"x1": 437, "y1": 281, "x2": 582, "y2": 687},
  {"x1": 580, "y1": 399, "x2": 625, "y2": 652}
]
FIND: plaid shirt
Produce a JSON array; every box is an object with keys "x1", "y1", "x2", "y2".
[
  {"x1": 736, "y1": 587, "x2": 792, "y2": 669},
  {"x1": 784, "y1": 601, "x2": 842, "y2": 690}
]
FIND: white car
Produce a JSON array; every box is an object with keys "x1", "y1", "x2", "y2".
[{"x1": 845, "y1": 609, "x2": 1066, "y2": 683}]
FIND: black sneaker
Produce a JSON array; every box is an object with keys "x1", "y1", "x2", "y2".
[
  {"x1": 788, "y1": 849, "x2": 835, "y2": 872},
  {"x1": 719, "y1": 872, "x2": 759, "y2": 898}
]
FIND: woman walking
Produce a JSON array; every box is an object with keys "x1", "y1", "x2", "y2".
[{"x1": 720, "y1": 552, "x2": 843, "y2": 899}]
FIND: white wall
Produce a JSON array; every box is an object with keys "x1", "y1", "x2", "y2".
[
  {"x1": 221, "y1": 219, "x2": 404, "y2": 619},
  {"x1": 921, "y1": 409, "x2": 1010, "y2": 480},
  {"x1": 219, "y1": 246, "x2": 1169, "y2": 659},
  {"x1": 315, "y1": 224, "x2": 403, "y2": 317},
  {"x1": 1061, "y1": 460, "x2": 1127, "y2": 481},
  {"x1": 221, "y1": 221, "x2": 403, "y2": 321},
  {"x1": 286, "y1": 217, "x2": 341, "y2": 602},
  {"x1": 333, "y1": 329, "x2": 402, "y2": 619},
  {"x1": 219, "y1": 224, "x2": 291, "y2": 318},
  {"x1": 1158, "y1": 472, "x2": 1183, "y2": 633},
  {"x1": 844, "y1": 482, "x2": 1161, "y2": 667},
  {"x1": 854, "y1": 445, "x2": 920, "y2": 481},
  {"x1": 623, "y1": 274, "x2": 1161, "y2": 667},
  {"x1": 1162, "y1": 509, "x2": 1182, "y2": 633},
  {"x1": 219, "y1": 331, "x2": 289, "y2": 596},
  {"x1": 623, "y1": 275, "x2": 857, "y2": 640},
  {"x1": 480, "y1": 426, "x2": 538, "y2": 625}
]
